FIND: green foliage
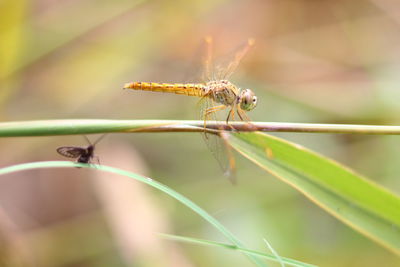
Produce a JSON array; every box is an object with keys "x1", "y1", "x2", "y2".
[{"x1": 228, "y1": 132, "x2": 400, "y2": 255}]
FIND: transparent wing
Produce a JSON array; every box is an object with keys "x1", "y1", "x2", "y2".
[
  {"x1": 202, "y1": 36, "x2": 214, "y2": 82},
  {"x1": 182, "y1": 36, "x2": 214, "y2": 83},
  {"x1": 197, "y1": 96, "x2": 236, "y2": 184},
  {"x1": 188, "y1": 37, "x2": 254, "y2": 82},
  {"x1": 57, "y1": 146, "x2": 85, "y2": 158},
  {"x1": 213, "y1": 38, "x2": 255, "y2": 81}
]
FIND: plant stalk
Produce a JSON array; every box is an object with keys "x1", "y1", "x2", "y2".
[{"x1": 1, "y1": 119, "x2": 400, "y2": 137}]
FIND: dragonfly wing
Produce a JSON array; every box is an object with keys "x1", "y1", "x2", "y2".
[
  {"x1": 202, "y1": 36, "x2": 214, "y2": 81},
  {"x1": 184, "y1": 37, "x2": 253, "y2": 83},
  {"x1": 182, "y1": 36, "x2": 214, "y2": 83},
  {"x1": 57, "y1": 146, "x2": 85, "y2": 158},
  {"x1": 213, "y1": 39, "x2": 254, "y2": 80},
  {"x1": 197, "y1": 97, "x2": 236, "y2": 183}
]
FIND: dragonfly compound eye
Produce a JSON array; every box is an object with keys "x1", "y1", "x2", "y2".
[{"x1": 240, "y1": 89, "x2": 257, "y2": 111}]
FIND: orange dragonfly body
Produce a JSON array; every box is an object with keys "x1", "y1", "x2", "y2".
[
  {"x1": 123, "y1": 79, "x2": 257, "y2": 123},
  {"x1": 124, "y1": 38, "x2": 257, "y2": 182}
]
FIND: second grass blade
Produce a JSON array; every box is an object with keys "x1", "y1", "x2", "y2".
[{"x1": 228, "y1": 132, "x2": 400, "y2": 255}]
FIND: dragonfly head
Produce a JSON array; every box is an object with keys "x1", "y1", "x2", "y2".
[{"x1": 239, "y1": 89, "x2": 257, "y2": 111}]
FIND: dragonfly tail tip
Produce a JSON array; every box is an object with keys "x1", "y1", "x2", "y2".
[{"x1": 123, "y1": 82, "x2": 132, "y2": 89}]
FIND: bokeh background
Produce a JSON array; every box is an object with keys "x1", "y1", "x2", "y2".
[{"x1": 1, "y1": 0, "x2": 400, "y2": 266}]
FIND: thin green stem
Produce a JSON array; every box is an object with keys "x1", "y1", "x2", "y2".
[
  {"x1": 1, "y1": 119, "x2": 400, "y2": 137},
  {"x1": 0, "y1": 161, "x2": 267, "y2": 267},
  {"x1": 160, "y1": 234, "x2": 316, "y2": 267}
]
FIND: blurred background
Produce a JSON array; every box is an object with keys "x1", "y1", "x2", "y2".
[{"x1": 1, "y1": 0, "x2": 400, "y2": 266}]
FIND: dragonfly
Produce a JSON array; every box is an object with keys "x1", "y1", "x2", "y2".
[
  {"x1": 57, "y1": 135, "x2": 106, "y2": 165},
  {"x1": 123, "y1": 37, "x2": 257, "y2": 182}
]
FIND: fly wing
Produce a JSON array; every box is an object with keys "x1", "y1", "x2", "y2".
[
  {"x1": 57, "y1": 146, "x2": 85, "y2": 158},
  {"x1": 197, "y1": 96, "x2": 236, "y2": 184}
]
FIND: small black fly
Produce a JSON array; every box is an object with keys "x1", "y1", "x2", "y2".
[{"x1": 57, "y1": 135, "x2": 106, "y2": 164}]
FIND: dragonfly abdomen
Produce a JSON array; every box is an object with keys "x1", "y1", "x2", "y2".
[{"x1": 124, "y1": 82, "x2": 206, "y2": 97}]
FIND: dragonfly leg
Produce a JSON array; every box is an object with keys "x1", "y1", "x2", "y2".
[
  {"x1": 237, "y1": 107, "x2": 251, "y2": 122},
  {"x1": 237, "y1": 107, "x2": 258, "y2": 131},
  {"x1": 225, "y1": 108, "x2": 236, "y2": 132},
  {"x1": 205, "y1": 105, "x2": 226, "y2": 116},
  {"x1": 226, "y1": 108, "x2": 235, "y2": 124},
  {"x1": 203, "y1": 105, "x2": 226, "y2": 135},
  {"x1": 237, "y1": 109, "x2": 244, "y2": 121},
  {"x1": 242, "y1": 112, "x2": 252, "y2": 122}
]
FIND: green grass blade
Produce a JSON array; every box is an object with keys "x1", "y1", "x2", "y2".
[
  {"x1": 263, "y1": 238, "x2": 285, "y2": 267},
  {"x1": 0, "y1": 161, "x2": 267, "y2": 267},
  {"x1": 160, "y1": 234, "x2": 316, "y2": 267},
  {"x1": 228, "y1": 132, "x2": 400, "y2": 255}
]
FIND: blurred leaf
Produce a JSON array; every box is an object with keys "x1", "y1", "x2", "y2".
[
  {"x1": 228, "y1": 132, "x2": 400, "y2": 255},
  {"x1": 0, "y1": 0, "x2": 26, "y2": 74},
  {"x1": 0, "y1": 0, "x2": 27, "y2": 108},
  {"x1": 2, "y1": 0, "x2": 147, "y2": 80}
]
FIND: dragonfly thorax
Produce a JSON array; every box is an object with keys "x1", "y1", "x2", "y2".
[
  {"x1": 205, "y1": 80, "x2": 257, "y2": 112},
  {"x1": 205, "y1": 80, "x2": 238, "y2": 106}
]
